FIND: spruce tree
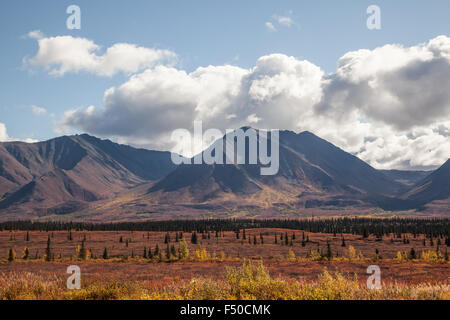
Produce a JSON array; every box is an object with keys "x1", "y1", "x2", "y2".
[
  {"x1": 191, "y1": 232, "x2": 198, "y2": 244},
  {"x1": 45, "y1": 236, "x2": 52, "y2": 261},
  {"x1": 326, "y1": 242, "x2": 332, "y2": 260},
  {"x1": 7, "y1": 248, "x2": 15, "y2": 262},
  {"x1": 23, "y1": 247, "x2": 29, "y2": 260},
  {"x1": 409, "y1": 247, "x2": 416, "y2": 260},
  {"x1": 103, "y1": 247, "x2": 109, "y2": 259},
  {"x1": 170, "y1": 244, "x2": 177, "y2": 258},
  {"x1": 178, "y1": 238, "x2": 189, "y2": 259},
  {"x1": 148, "y1": 247, "x2": 153, "y2": 259},
  {"x1": 79, "y1": 239, "x2": 88, "y2": 260}
]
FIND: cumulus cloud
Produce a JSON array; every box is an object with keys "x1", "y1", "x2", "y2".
[
  {"x1": 0, "y1": 123, "x2": 37, "y2": 143},
  {"x1": 31, "y1": 105, "x2": 47, "y2": 115},
  {"x1": 265, "y1": 22, "x2": 277, "y2": 32},
  {"x1": 25, "y1": 32, "x2": 177, "y2": 76},
  {"x1": 0, "y1": 123, "x2": 10, "y2": 142},
  {"x1": 317, "y1": 36, "x2": 450, "y2": 130},
  {"x1": 59, "y1": 54, "x2": 323, "y2": 154},
  {"x1": 59, "y1": 36, "x2": 450, "y2": 170},
  {"x1": 272, "y1": 15, "x2": 294, "y2": 27},
  {"x1": 27, "y1": 30, "x2": 44, "y2": 40}
]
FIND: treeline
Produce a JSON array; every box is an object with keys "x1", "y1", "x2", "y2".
[{"x1": 0, "y1": 218, "x2": 448, "y2": 238}]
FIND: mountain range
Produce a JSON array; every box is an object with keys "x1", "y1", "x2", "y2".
[{"x1": 0, "y1": 130, "x2": 448, "y2": 221}]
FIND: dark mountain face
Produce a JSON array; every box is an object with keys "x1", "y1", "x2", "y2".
[
  {"x1": 381, "y1": 169, "x2": 431, "y2": 187},
  {"x1": 0, "y1": 131, "x2": 447, "y2": 220},
  {"x1": 369, "y1": 160, "x2": 450, "y2": 211},
  {"x1": 148, "y1": 129, "x2": 404, "y2": 205},
  {"x1": 403, "y1": 159, "x2": 450, "y2": 204},
  {"x1": 0, "y1": 134, "x2": 176, "y2": 216}
]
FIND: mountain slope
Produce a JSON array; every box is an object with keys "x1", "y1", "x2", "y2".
[
  {"x1": 380, "y1": 169, "x2": 431, "y2": 187},
  {"x1": 0, "y1": 134, "x2": 176, "y2": 216},
  {"x1": 147, "y1": 129, "x2": 403, "y2": 206},
  {"x1": 403, "y1": 159, "x2": 450, "y2": 204}
]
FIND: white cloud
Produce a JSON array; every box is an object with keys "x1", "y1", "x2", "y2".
[
  {"x1": 25, "y1": 33, "x2": 177, "y2": 76},
  {"x1": 0, "y1": 123, "x2": 10, "y2": 142},
  {"x1": 246, "y1": 114, "x2": 261, "y2": 124},
  {"x1": 59, "y1": 36, "x2": 450, "y2": 170},
  {"x1": 27, "y1": 30, "x2": 44, "y2": 40},
  {"x1": 265, "y1": 22, "x2": 277, "y2": 32},
  {"x1": 31, "y1": 105, "x2": 47, "y2": 115},
  {"x1": 0, "y1": 123, "x2": 37, "y2": 143},
  {"x1": 318, "y1": 36, "x2": 450, "y2": 130},
  {"x1": 273, "y1": 15, "x2": 294, "y2": 27}
]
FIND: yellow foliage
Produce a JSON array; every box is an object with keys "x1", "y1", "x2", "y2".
[{"x1": 287, "y1": 249, "x2": 296, "y2": 261}]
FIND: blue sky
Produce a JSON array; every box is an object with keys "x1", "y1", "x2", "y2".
[{"x1": 0, "y1": 1, "x2": 449, "y2": 169}]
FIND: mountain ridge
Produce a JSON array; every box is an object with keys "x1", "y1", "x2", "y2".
[{"x1": 0, "y1": 131, "x2": 448, "y2": 221}]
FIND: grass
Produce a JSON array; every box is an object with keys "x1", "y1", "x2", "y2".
[{"x1": 0, "y1": 261, "x2": 448, "y2": 300}]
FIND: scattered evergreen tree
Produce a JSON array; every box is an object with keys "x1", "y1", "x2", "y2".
[
  {"x1": 191, "y1": 232, "x2": 198, "y2": 244},
  {"x1": 103, "y1": 247, "x2": 109, "y2": 260},
  {"x1": 178, "y1": 238, "x2": 189, "y2": 259},
  {"x1": 23, "y1": 247, "x2": 29, "y2": 260},
  {"x1": 44, "y1": 236, "x2": 52, "y2": 261},
  {"x1": 164, "y1": 233, "x2": 170, "y2": 244},
  {"x1": 326, "y1": 242, "x2": 333, "y2": 260},
  {"x1": 170, "y1": 244, "x2": 177, "y2": 258},
  {"x1": 78, "y1": 240, "x2": 89, "y2": 260},
  {"x1": 409, "y1": 247, "x2": 417, "y2": 260},
  {"x1": 7, "y1": 248, "x2": 16, "y2": 262},
  {"x1": 148, "y1": 247, "x2": 153, "y2": 259}
]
